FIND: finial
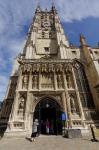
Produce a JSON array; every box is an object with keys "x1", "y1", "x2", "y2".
[
  {"x1": 36, "y1": 0, "x2": 40, "y2": 6},
  {"x1": 52, "y1": 0, "x2": 55, "y2": 6},
  {"x1": 35, "y1": 0, "x2": 41, "y2": 13},
  {"x1": 80, "y1": 34, "x2": 87, "y2": 46},
  {"x1": 51, "y1": 0, "x2": 57, "y2": 13}
]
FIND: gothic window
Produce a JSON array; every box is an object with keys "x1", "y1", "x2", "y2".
[
  {"x1": 44, "y1": 47, "x2": 49, "y2": 52},
  {"x1": 74, "y1": 62, "x2": 95, "y2": 108},
  {"x1": 72, "y1": 51, "x2": 77, "y2": 55},
  {"x1": 94, "y1": 51, "x2": 98, "y2": 55},
  {"x1": 41, "y1": 72, "x2": 54, "y2": 89}
]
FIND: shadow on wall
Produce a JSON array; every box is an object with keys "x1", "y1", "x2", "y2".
[{"x1": 0, "y1": 76, "x2": 18, "y2": 139}]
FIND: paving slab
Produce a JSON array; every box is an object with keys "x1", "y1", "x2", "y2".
[{"x1": 0, "y1": 135, "x2": 99, "y2": 150}]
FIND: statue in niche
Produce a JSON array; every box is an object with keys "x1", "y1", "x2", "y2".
[
  {"x1": 18, "y1": 96, "x2": 25, "y2": 116},
  {"x1": 24, "y1": 64, "x2": 30, "y2": 73},
  {"x1": 32, "y1": 74, "x2": 38, "y2": 89},
  {"x1": 66, "y1": 71, "x2": 74, "y2": 88},
  {"x1": 70, "y1": 95, "x2": 77, "y2": 114},
  {"x1": 22, "y1": 75, "x2": 28, "y2": 89},
  {"x1": 8, "y1": 88, "x2": 14, "y2": 98},
  {"x1": 57, "y1": 74, "x2": 63, "y2": 88},
  {"x1": 19, "y1": 97, "x2": 25, "y2": 109}
]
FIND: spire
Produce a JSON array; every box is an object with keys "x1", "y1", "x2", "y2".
[
  {"x1": 80, "y1": 34, "x2": 87, "y2": 46},
  {"x1": 35, "y1": 1, "x2": 41, "y2": 13},
  {"x1": 51, "y1": 0, "x2": 57, "y2": 13},
  {"x1": 52, "y1": 0, "x2": 55, "y2": 6}
]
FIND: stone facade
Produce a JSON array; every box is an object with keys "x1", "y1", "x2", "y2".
[{"x1": 0, "y1": 5, "x2": 99, "y2": 136}]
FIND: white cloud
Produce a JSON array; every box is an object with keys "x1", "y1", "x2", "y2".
[
  {"x1": 0, "y1": 0, "x2": 99, "y2": 101},
  {"x1": 56, "y1": 0, "x2": 99, "y2": 22}
]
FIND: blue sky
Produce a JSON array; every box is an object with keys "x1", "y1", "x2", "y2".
[{"x1": 0, "y1": 0, "x2": 99, "y2": 101}]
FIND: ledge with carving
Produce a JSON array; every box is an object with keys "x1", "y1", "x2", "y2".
[{"x1": 18, "y1": 59, "x2": 77, "y2": 73}]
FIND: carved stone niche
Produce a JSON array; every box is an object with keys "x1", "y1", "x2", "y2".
[
  {"x1": 65, "y1": 65, "x2": 75, "y2": 89},
  {"x1": 57, "y1": 73, "x2": 63, "y2": 89},
  {"x1": 17, "y1": 93, "x2": 26, "y2": 118},
  {"x1": 69, "y1": 93, "x2": 79, "y2": 115},
  {"x1": 23, "y1": 64, "x2": 32, "y2": 73},
  {"x1": 41, "y1": 72, "x2": 54, "y2": 89},
  {"x1": 32, "y1": 73, "x2": 39, "y2": 89},
  {"x1": 32, "y1": 64, "x2": 40, "y2": 72},
  {"x1": 48, "y1": 64, "x2": 54, "y2": 72},
  {"x1": 22, "y1": 74, "x2": 29, "y2": 89},
  {"x1": 41, "y1": 64, "x2": 48, "y2": 72},
  {"x1": 55, "y1": 64, "x2": 63, "y2": 72}
]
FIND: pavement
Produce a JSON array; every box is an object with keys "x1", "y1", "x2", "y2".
[{"x1": 0, "y1": 135, "x2": 99, "y2": 150}]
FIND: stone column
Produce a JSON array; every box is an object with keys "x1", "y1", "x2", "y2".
[
  {"x1": 62, "y1": 92, "x2": 67, "y2": 113},
  {"x1": 72, "y1": 67, "x2": 85, "y2": 126},
  {"x1": 28, "y1": 96, "x2": 36, "y2": 134},
  {"x1": 62, "y1": 70, "x2": 72, "y2": 128},
  {"x1": 24, "y1": 72, "x2": 31, "y2": 130},
  {"x1": 61, "y1": 92, "x2": 68, "y2": 128},
  {"x1": 25, "y1": 92, "x2": 32, "y2": 130}
]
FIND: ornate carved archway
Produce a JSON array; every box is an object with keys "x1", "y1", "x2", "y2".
[
  {"x1": 34, "y1": 95, "x2": 62, "y2": 110},
  {"x1": 33, "y1": 96, "x2": 63, "y2": 135}
]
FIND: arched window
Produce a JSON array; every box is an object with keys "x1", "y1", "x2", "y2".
[{"x1": 73, "y1": 62, "x2": 95, "y2": 108}]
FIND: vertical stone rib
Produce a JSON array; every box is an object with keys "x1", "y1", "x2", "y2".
[{"x1": 62, "y1": 70, "x2": 72, "y2": 128}]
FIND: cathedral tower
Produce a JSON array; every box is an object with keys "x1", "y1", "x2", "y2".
[{"x1": 0, "y1": 5, "x2": 99, "y2": 136}]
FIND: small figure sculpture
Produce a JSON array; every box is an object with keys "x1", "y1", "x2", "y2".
[
  {"x1": 22, "y1": 75, "x2": 28, "y2": 89},
  {"x1": 70, "y1": 95, "x2": 77, "y2": 114},
  {"x1": 19, "y1": 97, "x2": 24, "y2": 109},
  {"x1": 66, "y1": 72, "x2": 74, "y2": 88},
  {"x1": 18, "y1": 97, "x2": 25, "y2": 116},
  {"x1": 32, "y1": 74, "x2": 38, "y2": 89},
  {"x1": 57, "y1": 74, "x2": 63, "y2": 88}
]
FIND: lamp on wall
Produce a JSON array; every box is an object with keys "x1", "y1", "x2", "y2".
[{"x1": 46, "y1": 103, "x2": 50, "y2": 108}]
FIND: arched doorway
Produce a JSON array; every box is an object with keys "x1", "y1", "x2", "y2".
[{"x1": 33, "y1": 97, "x2": 62, "y2": 135}]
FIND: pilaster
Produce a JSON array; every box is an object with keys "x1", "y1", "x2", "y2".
[
  {"x1": 12, "y1": 91, "x2": 19, "y2": 121},
  {"x1": 25, "y1": 92, "x2": 31, "y2": 130},
  {"x1": 62, "y1": 70, "x2": 72, "y2": 128}
]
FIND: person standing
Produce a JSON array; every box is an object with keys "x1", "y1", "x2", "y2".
[
  {"x1": 46, "y1": 119, "x2": 50, "y2": 135},
  {"x1": 31, "y1": 119, "x2": 39, "y2": 142},
  {"x1": 90, "y1": 124, "x2": 98, "y2": 142}
]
